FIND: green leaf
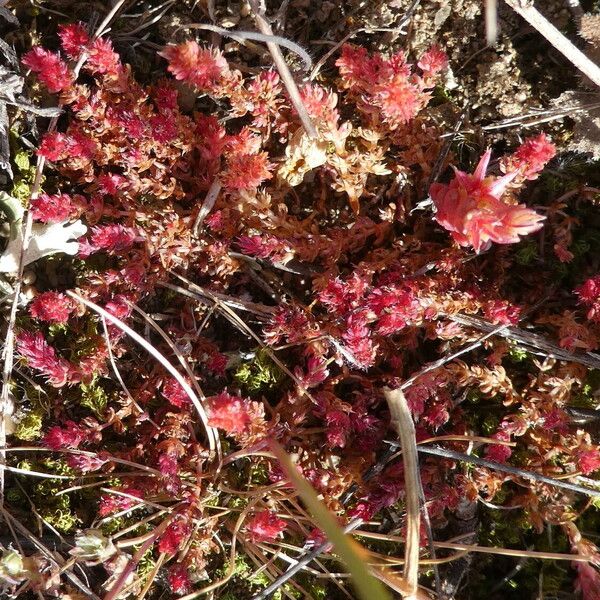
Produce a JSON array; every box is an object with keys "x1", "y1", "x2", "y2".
[{"x1": 271, "y1": 442, "x2": 393, "y2": 600}]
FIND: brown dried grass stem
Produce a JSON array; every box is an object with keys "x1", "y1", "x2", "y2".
[
  {"x1": 504, "y1": 0, "x2": 600, "y2": 88},
  {"x1": 384, "y1": 388, "x2": 420, "y2": 599}
]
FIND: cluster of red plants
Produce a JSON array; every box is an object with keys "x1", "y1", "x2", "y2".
[{"x1": 5, "y1": 19, "x2": 600, "y2": 599}]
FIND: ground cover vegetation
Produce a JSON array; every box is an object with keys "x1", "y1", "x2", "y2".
[{"x1": 2, "y1": 0, "x2": 600, "y2": 598}]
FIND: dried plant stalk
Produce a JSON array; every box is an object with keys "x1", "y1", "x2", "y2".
[
  {"x1": 247, "y1": 0, "x2": 317, "y2": 139},
  {"x1": 504, "y1": 0, "x2": 600, "y2": 88},
  {"x1": 384, "y1": 388, "x2": 420, "y2": 599}
]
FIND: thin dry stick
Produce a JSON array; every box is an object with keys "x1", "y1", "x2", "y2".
[
  {"x1": 485, "y1": 0, "x2": 498, "y2": 45},
  {"x1": 449, "y1": 312, "x2": 600, "y2": 370},
  {"x1": 247, "y1": 0, "x2": 317, "y2": 139},
  {"x1": 399, "y1": 322, "x2": 509, "y2": 391},
  {"x1": 384, "y1": 389, "x2": 420, "y2": 599},
  {"x1": 504, "y1": 0, "x2": 600, "y2": 88},
  {"x1": 416, "y1": 445, "x2": 600, "y2": 498}
]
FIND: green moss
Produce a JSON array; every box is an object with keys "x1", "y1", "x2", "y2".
[
  {"x1": 11, "y1": 178, "x2": 32, "y2": 203},
  {"x1": 481, "y1": 414, "x2": 500, "y2": 436},
  {"x1": 234, "y1": 554, "x2": 251, "y2": 577},
  {"x1": 233, "y1": 349, "x2": 283, "y2": 395},
  {"x1": 40, "y1": 507, "x2": 79, "y2": 533},
  {"x1": 5, "y1": 487, "x2": 24, "y2": 503},
  {"x1": 466, "y1": 389, "x2": 482, "y2": 404},
  {"x1": 570, "y1": 370, "x2": 600, "y2": 409},
  {"x1": 79, "y1": 378, "x2": 110, "y2": 417},
  {"x1": 228, "y1": 496, "x2": 248, "y2": 510},
  {"x1": 101, "y1": 517, "x2": 126, "y2": 535},
  {"x1": 13, "y1": 411, "x2": 43, "y2": 441},
  {"x1": 17, "y1": 459, "x2": 33, "y2": 472},
  {"x1": 250, "y1": 463, "x2": 269, "y2": 485},
  {"x1": 310, "y1": 583, "x2": 328, "y2": 599},
  {"x1": 514, "y1": 239, "x2": 538, "y2": 265},
  {"x1": 10, "y1": 148, "x2": 42, "y2": 203},
  {"x1": 13, "y1": 149, "x2": 31, "y2": 173},
  {"x1": 40, "y1": 458, "x2": 75, "y2": 477},
  {"x1": 47, "y1": 323, "x2": 69, "y2": 338},
  {"x1": 507, "y1": 345, "x2": 529, "y2": 363},
  {"x1": 481, "y1": 509, "x2": 522, "y2": 547},
  {"x1": 248, "y1": 570, "x2": 271, "y2": 587},
  {"x1": 136, "y1": 548, "x2": 156, "y2": 579}
]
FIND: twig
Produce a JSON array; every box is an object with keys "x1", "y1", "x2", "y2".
[
  {"x1": 399, "y1": 322, "x2": 510, "y2": 391},
  {"x1": 247, "y1": 0, "x2": 317, "y2": 139},
  {"x1": 414, "y1": 445, "x2": 600, "y2": 498},
  {"x1": 504, "y1": 0, "x2": 600, "y2": 88},
  {"x1": 483, "y1": 101, "x2": 600, "y2": 131},
  {"x1": 384, "y1": 389, "x2": 420, "y2": 599},
  {"x1": 485, "y1": 0, "x2": 498, "y2": 45},
  {"x1": 448, "y1": 313, "x2": 600, "y2": 370},
  {"x1": 359, "y1": 530, "x2": 594, "y2": 563}
]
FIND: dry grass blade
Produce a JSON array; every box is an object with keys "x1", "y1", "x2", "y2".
[
  {"x1": 247, "y1": 0, "x2": 317, "y2": 139},
  {"x1": 384, "y1": 389, "x2": 420, "y2": 599},
  {"x1": 135, "y1": 552, "x2": 166, "y2": 600},
  {"x1": 66, "y1": 291, "x2": 220, "y2": 457},
  {"x1": 124, "y1": 299, "x2": 222, "y2": 460},
  {"x1": 100, "y1": 315, "x2": 157, "y2": 427},
  {"x1": 181, "y1": 23, "x2": 312, "y2": 70},
  {"x1": 359, "y1": 530, "x2": 594, "y2": 563},
  {"x1": 193, "y1": 178, "x2": 221, "y2": 234},
  {"x1": 162, "y1": 277, "x2": 275, "y2": 318}
]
